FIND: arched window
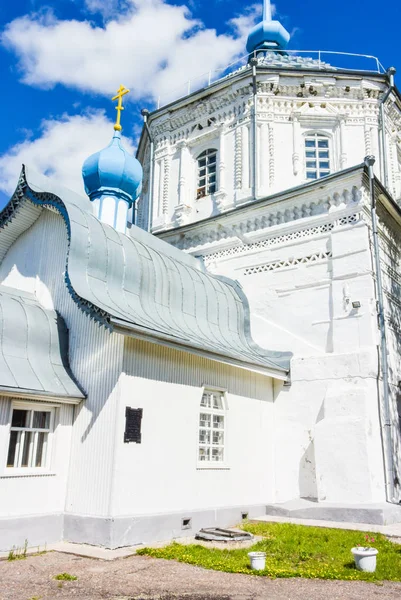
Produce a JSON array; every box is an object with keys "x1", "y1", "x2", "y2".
[
  {"x1": 198, "y1": 389, "x2": 226, "y2": 463},
  {"x1": 305, "y1": 134, "x2": 331, "y2": 180},
  {"x1": 197, "y1": 149, "x2": 218, "y2": 199}
]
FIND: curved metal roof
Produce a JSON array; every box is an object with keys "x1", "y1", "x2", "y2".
[
  {"x1": 0, "y1": 285, "x2": 85, "y2": 403},
  {"x1": 0, "y1": 166, "x2": 291, "y2": 379}
]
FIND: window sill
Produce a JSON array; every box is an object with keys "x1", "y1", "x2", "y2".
[
  {"x1": 1, "y1": 471, "x2": 56, "y2": 479},
  {"x1": 197, "y1": 464, "x2": 230, "y2": 470}
]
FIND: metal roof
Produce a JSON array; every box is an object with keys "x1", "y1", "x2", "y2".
[
  {"x1": 0, "y1": 166, "x2": 291, "y2": 380},
  {"x1": 0, "y1": 285, "x2": 85, "y2": 403}
]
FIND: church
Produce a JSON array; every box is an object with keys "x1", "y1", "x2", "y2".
[{"x1": 1, "y1": 1, "x2": 401, "y2": 551}]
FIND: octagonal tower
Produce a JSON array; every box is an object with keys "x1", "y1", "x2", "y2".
[{"x1": 137, "y1": 2, "x2": 400, "y2": 234}]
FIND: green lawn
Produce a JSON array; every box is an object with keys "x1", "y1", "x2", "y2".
[{"x1": 136, "y1": 522, "x2": 401, "y2": 581}]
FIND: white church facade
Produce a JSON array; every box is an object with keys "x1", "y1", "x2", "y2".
[{"x1": 1, "y1": 2, "x2": 401, "y2": 551}]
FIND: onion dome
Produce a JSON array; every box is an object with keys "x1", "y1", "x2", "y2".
[
  {"x1": 82, "y1": 131, "x2": 143, "y2": 206},
  {"x1": 246, "y1": 0, "x2": 290, "y2": 54}
]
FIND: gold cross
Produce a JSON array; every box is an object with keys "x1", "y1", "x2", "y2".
[{"x1": 112, "y1": 84, "x2": 130, "y2": 132}]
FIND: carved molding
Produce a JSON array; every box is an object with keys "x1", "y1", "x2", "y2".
[
  {"x1": 163, "y1": 155, "x2": 171, "y2": 216},
  {"x1": 203, "y1": 214, "x2": 360, "y2": 267},
  {"x1": 235, "y1": 126, "x2": 243, "y2": 190},
  {"x1": 173, "y1": 203, "x2": 192, "y2": 227},
  {"x1": 268, "y1": 123, "x2": 275, "y2": 187},
  {"x1": 169, "y1": 186, "x2": 364, "y2": 252}
]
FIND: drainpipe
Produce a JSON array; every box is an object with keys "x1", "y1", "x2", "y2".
[
  {"x1": 250, "y1": 57, "x2": 258, "y2": 201},
  {"x1": 141, "y1": 109, "x2": 154, "y2": 232},
  {"x1": 379, "y1": 67, "x2": 396, "y2": 190},
  {"x1": 365, "y1": 155, "x2": 396, "y2": 504}
]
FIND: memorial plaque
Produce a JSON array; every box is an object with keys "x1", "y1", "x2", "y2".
[{"x1": 124, "y1": 407, "x2": 143, "y2": 443}]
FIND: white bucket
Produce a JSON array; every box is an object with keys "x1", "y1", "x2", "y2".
[
  {"x1": 248, "y1": 551, "x2": 266, "y2": 570},
  {"x1": 351, "y1": 547, "x2": 378, "y2": 573}
]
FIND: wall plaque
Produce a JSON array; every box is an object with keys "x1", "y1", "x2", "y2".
[{"x1": 124, "y1": 407, "x2": 143, "y2": 443}]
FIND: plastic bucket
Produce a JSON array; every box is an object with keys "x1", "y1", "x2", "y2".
[
  {"x1": 351, "y1": 547, "x2": 378, "y2": 573},
  {"x1": 248, "y1": 551, "x2": 266, "y2": 570}
]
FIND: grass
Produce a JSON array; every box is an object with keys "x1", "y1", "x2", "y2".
[
  {"x1": 8, "y1": 539, "x2": 28, "y2": 561},
  {"x1": 53, "y1": 573, "x2": 78, "y2": 581},
  {"x1": 136, "y1": 522, "x2": 401, "y2": 582}
]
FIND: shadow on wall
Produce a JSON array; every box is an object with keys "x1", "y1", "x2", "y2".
[
  {"x1": 299, "y1": 438, "x2": 318, "y2": 501},
  {"x1": 122, "y1": 337, "x2": 273, "y2": 402}
]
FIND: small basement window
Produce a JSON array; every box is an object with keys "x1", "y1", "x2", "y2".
[{"x1": 6, "y1": 403, "x2": 54, "y2": 470}]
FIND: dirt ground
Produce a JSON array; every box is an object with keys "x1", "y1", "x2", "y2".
[{"x1": 1, "y1": 551, "x2": 401, "y2": 600}]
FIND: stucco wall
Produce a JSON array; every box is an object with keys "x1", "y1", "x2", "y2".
[{"x1": 159, "y1": 173, "x2": 388, "y2": 504}]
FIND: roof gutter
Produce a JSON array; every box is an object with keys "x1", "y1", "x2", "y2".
[
  {"x1": 0, "y1": 387, "x2": 85, "y2": 405},
  {"x1": 365, "y1": 155, "x2": 396, "y2": 504},
  {"x1": 110, "y1": 317, "x2": 290, "y2": 381},
  {"x1": 379, "y1": 67, "x2": 396, "y2": 189}
]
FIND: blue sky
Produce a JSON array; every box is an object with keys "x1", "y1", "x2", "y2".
[{"x1": 0, "y1": 0, "x2": 400, "y2": 208}]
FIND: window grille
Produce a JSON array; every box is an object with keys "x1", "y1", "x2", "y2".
[
  {"x1": 198, "y1": 390, "x2": 225, "y2": 463},
  {"x1": 197, "y1": 149, "x2": 217, "y2": 199},
  {"x1": 6, "y1": 404, "x2": 53, "y2": 470},
  {"x1": 305, "y1": 134, "x2": 331, "y2": 180}
]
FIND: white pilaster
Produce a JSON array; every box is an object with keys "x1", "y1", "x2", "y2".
[
  {"x1": 292, "y1": 114, "x2": 301, "y2": 177},
  {"x1": 339, "y1": 118, "x2": 347, "y2": 169},
  {"x1": 178, "y1": 142, "x2": 188, "y2": 206}
]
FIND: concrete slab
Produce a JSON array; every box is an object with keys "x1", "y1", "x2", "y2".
[
  {"x1": 265, "y1": 499, "x2": 401, "y2": 525},
  {"x1": 0, "y1": 541, "x2": 140, "y2": 562}
]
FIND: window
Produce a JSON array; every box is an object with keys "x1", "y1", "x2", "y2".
[
  {"x1": 305, "y1": 134, "x2": 331, "y2": 180},
  {"x1": 197, "y1": 149, "x2": 218, "y2": 199},
  {"x1": 198, "y1": 390, "x2": 225, "y2": 463},
  {"x1": 6, "y1": 404, "x2": 53, "y2": 470}
]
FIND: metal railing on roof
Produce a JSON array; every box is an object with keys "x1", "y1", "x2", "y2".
[{"x1": 155, "y1": 49, "x2": 387, "y2": 110}]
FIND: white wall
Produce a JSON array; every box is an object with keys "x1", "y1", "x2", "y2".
[
  {"x1": 0, "y1": 397, "x2": 73, "y2": 517},
  {"x1": 274, "y1": 354, "x2": 385, "y2": 504},
  {"x1": 110, "y1": 338, "x2": 275, "y2": 516},
  {"x1": 0, "y1": 211, "x2": 124, "y2": 517},
  {"x1": 158, "y1": 172, "x2": 388, "y2": 504}
]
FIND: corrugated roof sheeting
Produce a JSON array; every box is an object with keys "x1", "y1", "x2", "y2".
[
  {"x1": 0, "y1": 285, "x2": 85, "y2": 401},
  {"x1": 0, "y1": 166, "x2": 291, "y2": 377}
]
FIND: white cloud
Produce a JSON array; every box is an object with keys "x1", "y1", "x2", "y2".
[
  {"x1": 1, "y1": 0, "x2": 257, "y2": 104},
  {"x1": 0, "y1": 111, "x2": 134, "y2": 197},
  {"x1": 84, "y1": 0, "x2": 132, "y2": 19},
  {"x1": 0, "y1": 1, "x2": 262, "y2": 197}
]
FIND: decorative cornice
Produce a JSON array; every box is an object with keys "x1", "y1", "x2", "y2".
[{"x1": 164, "y1": 182, "x2": 364, "y2": 254}]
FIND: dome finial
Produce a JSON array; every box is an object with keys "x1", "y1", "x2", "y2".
[
  {"x1": 82, "y1": 88, "x2": 143, "y2": 233},
  {"x1": 247, "y1": 0, "x2": 290, "y2": 55},
  {"x1": 112, "y1": 84, "x2": 130, "y2": 132}
]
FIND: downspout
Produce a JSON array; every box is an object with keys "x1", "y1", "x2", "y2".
[
  {"x1": 365, "y1": 155, "x2": 396, "y2": 504},
  {"x1": 379, "y1": 67, "x2": 396, "y2": 190},
  {"x1": 141, "y1": 109, "x2": 154, "y2": 232},
  {"x1": 250, "y1": 57, "x2": 258, "y2": 201}
]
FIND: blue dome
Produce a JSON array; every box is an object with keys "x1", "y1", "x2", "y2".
[
  {"x1": 246, "y1": 19, "x2": 290, "y2": 54},
  {"x1": 82, "y1": 131, "x2": 143, "y2": 206}
]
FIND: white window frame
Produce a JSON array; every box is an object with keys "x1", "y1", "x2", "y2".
[
  {"x1": 5, "y1": 401, "x2": 55, "y2": 475},
  {"x1": 197, "y1": 387, "x2": 229, "y2": 469},
  {"x1": 196, "y1": 149, "x2": 218, "y2": 200},
  {"x1": 304, "y1": 133, "x2": 331, "y2": 181}
]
